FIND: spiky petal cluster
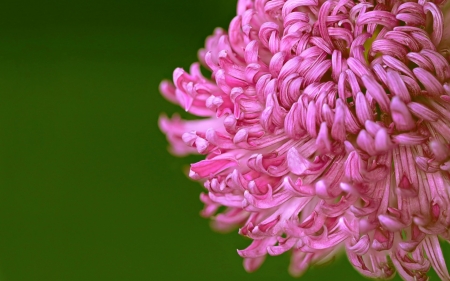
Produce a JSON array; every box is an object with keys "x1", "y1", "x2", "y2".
[{"x1": 159, "y1": 0, "x2": 450, "y2": 279}]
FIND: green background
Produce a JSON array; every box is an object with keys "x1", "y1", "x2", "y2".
[{"x1": 0, "y1": 1, "x2": 447, "y2": 280}]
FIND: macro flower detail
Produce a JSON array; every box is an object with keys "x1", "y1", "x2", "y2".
[{"x1": 159, "y1": 0, "x2": 450, "y2": 279}]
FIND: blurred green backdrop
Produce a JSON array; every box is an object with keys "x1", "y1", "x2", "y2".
[{"x1": 0, "y1": 1, "x2": 447, "y2": 280}]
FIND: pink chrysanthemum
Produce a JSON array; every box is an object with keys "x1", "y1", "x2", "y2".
[{"x1": 159, "y1": 0, "x2": 450, "y2": 279}]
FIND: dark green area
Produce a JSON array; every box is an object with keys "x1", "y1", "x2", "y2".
[{"x1": 0, "y1": 1, "x2": 447, "y2": 280}]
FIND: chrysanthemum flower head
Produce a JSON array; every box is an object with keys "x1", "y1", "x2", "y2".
[{"x1": 159, "y1": 0, "x2": 450, "y2": 279}]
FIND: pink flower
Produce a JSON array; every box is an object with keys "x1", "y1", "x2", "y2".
[{"x1": 159, "y1": 0, "x2": 450, "y2": 279}]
